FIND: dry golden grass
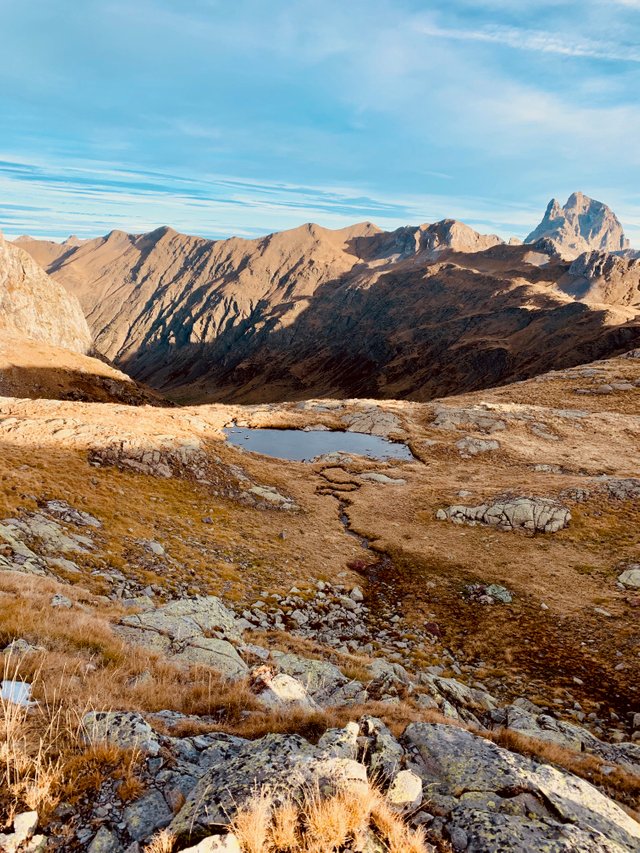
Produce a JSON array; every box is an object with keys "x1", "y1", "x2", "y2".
[
  {"x1": 143, "y1": 829, "x2": 176, "y2": 853},
  {"x1": 232, "y1": 783, "x2": 429, "y2": 853},
  {"x1": 0, "y1": 652, "x2": 145, "y2": 824}
]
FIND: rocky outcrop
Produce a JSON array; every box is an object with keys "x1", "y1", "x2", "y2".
[
  {"x1": 564, "y1": 251, "x2": 640, "y2": 307},
  {"x1": 118, "y1": 596, "x2": 248, "y2": 678},
  {"x1": 0, "y1": 232, "x2": 90, "y2": 353},
  {"x1": 404, "y1": 723, "x2": 640, "y2": 851},
  {"x1": 0, "y1": 501, "x2": 98, "y2": 577},
  {"x1": 79, "y1": 708, "x2": 640, "y2": 852},
  {"x1": 437, "y1": 496, "x2": 571, "y2": 533},
  {"x1": 487, "y1": 704, "x2": 640, "y2": 778},
  {"x1": 526, "y1": 192, "x2": 630, "y2": 259}
]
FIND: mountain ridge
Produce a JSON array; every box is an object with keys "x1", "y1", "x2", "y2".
[{"x1": 16, "y1": 195, "x2": 640, "y2": 404}]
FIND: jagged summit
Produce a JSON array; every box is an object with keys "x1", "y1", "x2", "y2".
[{"x1": 525, "y1": 191, "x2": 630, "y2": 259}]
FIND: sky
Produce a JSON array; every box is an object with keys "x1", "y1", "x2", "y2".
[{"x1": 1, "y1": 0, "x2": 640, "y2": 244}]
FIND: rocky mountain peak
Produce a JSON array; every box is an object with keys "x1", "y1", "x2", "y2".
[{"x1": 525, "y1": 192, "x2": 630, "y2": 259}]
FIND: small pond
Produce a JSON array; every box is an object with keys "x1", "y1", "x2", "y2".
[{"x1": 224, "y1": 427, "x2": 414, "y2": 462}]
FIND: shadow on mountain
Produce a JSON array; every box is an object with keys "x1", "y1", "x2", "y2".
[{"x1": 118, "y1": 261, "x2": 640, "y2": 405}]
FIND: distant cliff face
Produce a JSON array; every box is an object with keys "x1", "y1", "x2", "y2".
[
  {"x1": 18, "y1": 208, "x2": 640, "y2": 404},
  {"x1": 0, "y1": 232, "x2": 91, "y2": 353},
  {"x1": 525, "y1": 192, "x2": 630, "y2": 259}
]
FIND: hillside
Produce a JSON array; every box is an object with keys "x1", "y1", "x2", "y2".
[
  {"x1": 0, "y1": 232, "x2": 166, "y2": 404},
  {"x1": 0, "y1": 348, "x2": 639, "y2": 849},
  {"x1": 19, "y1": 199, "x2": 640, "y2": 404}
]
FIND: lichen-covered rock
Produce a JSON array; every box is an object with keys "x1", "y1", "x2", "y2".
[
  {"x1": 455, "y1": 436, "x2": 500, "y2": 456},
  {"x1": 123, "y1": 789, "x2": 172, "y2": 841},
  {"x1": 422, "y1": 675, "x2": 497, "y2": 727},
  {"x1": 89, "y1": 438, "x2": 209, "y2": 480},
  {"x1": 270, "y1": 651, "x2": 366, "y2": 706},
  {"x1": 172, "y1": 638, "x2": 248, "y2": 679},
  {"x1": 88, "y1": 826, "x2": 123, "y2": 853},
  {"x1": 438, "y1": 497, "x2": 571, "y2": 533},
  {"x1": 490, "y1": 705, "x2": 640, "y2": 778},
  {"x1": 341, "y1": 407, "x2": 403, "y2": 438},
  {"x1": 403, "y1": 723, "x2": 640, "y2": 851},
  {"x1": 359, "y1": 716, "x2": 405, "y2": 782},
  {"x1": 387, "y1": 769, "x2": 422, "y2": 813},
  {"x1": 618, "y1": 566, "x2": 640, "y2": 589},
  {"x1": 448, "y1": 808, "x2": 630, "y2": 852},
  {"x1": 169, "y1": 733, "x2": 320, "y2": 837},
  {"x1": 359, "y1": 472, "x2": 407, "y2": 486},
  {"x1": 82, "y1": 711, "x2": 161, "y2": 756},
  {"x1": 602, "y1": 478, "x2": 640, "y2": 501},
  {"x1": 170, "y1": 727, "x2": 370, "y2": 841},
  {"x1": 120, "y1": 596, "x2": 243, "y2": 644}
]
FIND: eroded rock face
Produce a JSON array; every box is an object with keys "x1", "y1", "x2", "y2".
[
  {"x1": 0, "y1": 232, "x2": 91, "y2": 353},
  {"x1": 437, "y1": 496, "x2": 571, "y2": 533},
  {"x1": 526, "y1": 192, "x2": 630, "y2": 259},
  {"x1": 566, "y1": 251, "x2": 640, "y2": 307}
]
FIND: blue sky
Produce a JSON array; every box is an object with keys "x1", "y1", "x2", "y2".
[{"x1": 1, "y1": 0, "x2": 640, "y2": 243}]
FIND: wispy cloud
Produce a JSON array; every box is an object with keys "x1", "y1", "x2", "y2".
[
  {"x1": 0, "y1": 153, "x2": 543, "y2": 242},
  {"x1": 413, "y1": 20, "x2": 640, "y2": 63}
]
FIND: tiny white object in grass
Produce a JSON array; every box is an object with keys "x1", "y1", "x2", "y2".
[{"x1": 1, "y1": 679, "x2": 34, "y2": 707}]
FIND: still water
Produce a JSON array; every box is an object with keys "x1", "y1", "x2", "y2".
[{"x1": 224, "y1": 427, "x2": 414, "y2": 462}]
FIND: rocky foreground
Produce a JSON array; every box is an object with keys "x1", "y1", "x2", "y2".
[{"x1": 0, "y1": 348, "x2": 639, "y2": 850}]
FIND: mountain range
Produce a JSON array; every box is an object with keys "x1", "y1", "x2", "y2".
[{"x1": 14, "y1": 192, "x2": 640, "y2": 403}]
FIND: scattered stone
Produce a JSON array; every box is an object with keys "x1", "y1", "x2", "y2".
[
  {"x1": 42, "y1": 500, "x2": 102, "y2": 528},
  {"x1": 463, "y1": 583, "x2": 513, "y2": 605},
  {"x1": 251, "y1": 666, "x2": 319, "y2": 711},
  {"x1": 454, "y1": 436, "x2": 500, "y2": 457},
  {"x1": 359, "y1": 472, "x2": 407, "y2": 486},
  {"x1": 2, "y1": 638, "x2": 44, "y2": 656}
]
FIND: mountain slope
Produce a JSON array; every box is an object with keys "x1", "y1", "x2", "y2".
[
  {"x1": 18, "y1": 208, "x2": 640, "y2": 404},
  {"x1": 0, "y1": 233, "x2": 164, "y2": 404}
]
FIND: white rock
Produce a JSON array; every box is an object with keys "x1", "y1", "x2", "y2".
[
  {"x1": 387, "y1": 769, "x2": 423, "y2": 812},
  {"x1": 253, "y1": 670, "x2": 319, "y2": 711},
  {"x1": 618, "y1": 567, "x2": 640, "y2": 590}
]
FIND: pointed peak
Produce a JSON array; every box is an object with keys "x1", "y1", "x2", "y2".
[{"x1": 526, "y1": 192, "x2": 629, "y2": 258}]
